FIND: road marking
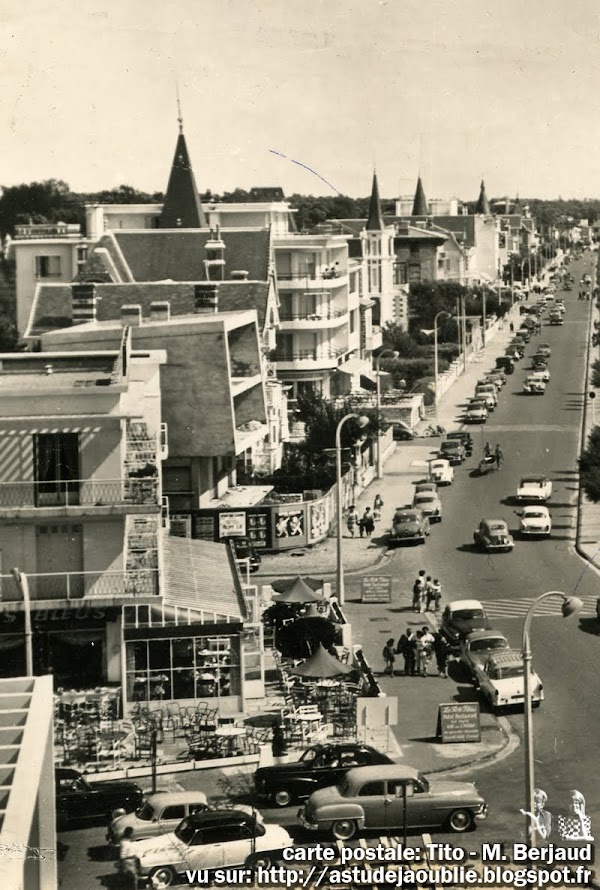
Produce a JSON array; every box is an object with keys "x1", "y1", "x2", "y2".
[
  {"x1": 482, "y1": 424, "x2": 579, "y2": 433},
  {"x1": 481, "y1": 595, "x2": 597, "y2": 619}
]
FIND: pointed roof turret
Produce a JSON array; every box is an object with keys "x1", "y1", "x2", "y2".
[
  {"x1": 366, "y1": 172, "x2": 384, "y2": 231},
  {"x1": 160, "y1": 128, "x2": 207, "y2": 229},
  {"x1": 411, "y1": 176, "x2": 428, "y2": 216},
  {"x1": 475, "y1": 179, "x2": 491, "y2": 215}
]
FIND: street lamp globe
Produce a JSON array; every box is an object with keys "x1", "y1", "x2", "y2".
[
  {"x1": 561, "y1": 595, "x2": 583, "y2": 618},
  {"x1": 356, "y1": 415, "x2": 370, "y2": 429}
]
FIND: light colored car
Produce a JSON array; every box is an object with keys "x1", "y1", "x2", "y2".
[
  {"x1": 473, "y1": 518, "x2": 514, "y2": 552},
  {"x1": 529, "y1": 371, "x2": 550, "y2": 388},
  {"x1": 441, "y1": 599, "x2": 492, "y2": 650},
  {"x1": 549, "y1": 310, "x2": 563, "y2": 325},
  {"x1": 516, "y1": 475, "x2": 552, "y2": 502},
  {"x1": 474, "y1": 385, "x2": 498, "y2": 408},
  {"x1": 523, "y1": 376, "x2": 546, "y2": 395},
  {"x1": 465, "y1": 402, "x2": 488, "y2": 424},
  {"x1": 122, "y1": 809, "x2": 292, "y2": 888},
  {"x1": 530, "y1": 362, "x2": 550, "y2": 381},
  {"x1": 473, "y1": 649, "x2": 544, "y2": 712},
  {"x1": 412, "y1": 490, "x2": 442, "y2": 523},
  {"x1": 429, "y1": 458, "x2": 454, "y2": 485},
  {"x1": 107, "y1": 791, "x2": 209, "y2": 844},
  {"x1": 460, "y1": 630, "x2": 510, "y2": 681},
  {"x1": 414, "y1": 481, "x2": 438, "y2": 495},
  {"x1": 518, "y1": 505, "x2": 552, "y2": 537},
  {"x1": 299, "y1": 765, "x2": 488, "y2": 838}
]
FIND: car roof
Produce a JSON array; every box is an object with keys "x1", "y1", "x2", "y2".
[
  {"x1": 522, "y1": 504, "x2": 549, "y2": 512},
  {"x1": 447, "y1": 599, "x2": 484, "y2": 612},
  {"x1": 145, "y1": 791, "x2": 208, "y2": 805},
  {"x1": 430, "y1": 458, "x2": 449, "y2": 464},
  {"x1": 185, "y1": 809, "x2": 257, "y2": 827},
  {"x1": 520, "y1": 475, "x2": 547, "y2": 483},
  {"x1": 465, "y1": 630, "x2": 507, "y2": 644},
  {"x1": 484, "y1": 518, "x2": 508, "y2": 525},
  {"x1": 345, "y1": 764, "x2": 420, "y2": 783},
  {"x1": 486, "y1": 649, "x2": 525, "y2": 668}
]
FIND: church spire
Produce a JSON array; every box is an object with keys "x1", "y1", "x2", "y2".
[
  {"x1": 411, "y1": 176, "x2": 428, "y2": 216},
  {"x1": 160, "y1": 118, "x2": 207, "y2": 229},
  {"x1": 366, "y1": 171, "x2": 384, "y2": 231},
  {"x1": 475, "y1": 179, "x2": 490, "y2": 215}
]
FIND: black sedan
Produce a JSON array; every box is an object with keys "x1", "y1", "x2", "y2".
[
  {"x1": 56, "y1": 768, "x2": 144, "y2": 829},
  {"x1": 254, "y1": 743, "x2": 394, "y2": 807}
]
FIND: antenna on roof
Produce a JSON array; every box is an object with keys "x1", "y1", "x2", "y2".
[{"x1": 175, "y1": 81, "x2": 184, "y2": 134}]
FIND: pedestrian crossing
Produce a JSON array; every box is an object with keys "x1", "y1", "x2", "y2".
[
  {"x1": 481, "y1": 595, "x2": 597, "y2": 619},
  {"x1": 481, "y1": 424, "x2": 579, "y2": 433}
]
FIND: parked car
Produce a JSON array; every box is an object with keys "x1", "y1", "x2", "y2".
[
  {"x1": 121, "y1": 809, "x2": 292, "y2": 887},
  {"x1": 515, "y1": 475, "x2": 553, "y2": 502},
  {"x1": 473, "y1": 518, "x2": 514, "y2": 552},
  {"x1": 441, "y1": 599, "x2": 492, "y2": 650},
  {"x1": 412, "y1": 490, "x2": 443, "y2": 523},
  {"x1": 393, "y1": 422, "x2": 416, "y2": 441},
  {"x1": 253, "y1": 743, "x2": 394, "y2": 808},
  {"x1": 495, "y1": 356, "x2": 515, "y2": 374},
  {"x1": 438, "y1": 439, "x2": 466, "y2": 464},
  {"x1": 504, "y1": 346, "x2": 522, "y2": 362},
  {"x1": 537, "y1": 343, "x2": 551, "y2": 357},
  {"x1": 389, "y1": 507, "x2": 430, "y2": 545},
  {"x1": 483, "y1": 371, "x2": 506, "y2": 389},
  {"x1": 473, "y1": 649, "x2": 544, "y2": 712},
  {"x1": 298, "y1": 765, "x2": 488, "y2": 838},
  {"x1": 518, "y1": 505, "x2": 552, "y2": 537},
  {"x1": 446, "y1": 430, "x2": 474, "y2": 455},
  {"x1": 429, "y1": 458, "x2": 454, "y2": 484},
  {"x1": 515, "y1": 327, "x2": 531, "y2": 343},
  {"x1": 107, "y1": 791, "x2": 209, "y2": 844},
  {"x1": 55, "y1": 768, "x2": 143, "y2": 830},
  {"x1": 523, "y1": 376, "x2": 546, "y2": 395},
  {"x1": 460, "y1": 630, "x2": 510, "y2": 682},
  {"x1": 473, "y1": 387, "x2": 497, "y2": 410},
  {"x1": 414, "y1": 481, "x2": 438, "y2": 495},
  {"x1": 465, "y1": 402, "x2": 488, "y2": 424}
]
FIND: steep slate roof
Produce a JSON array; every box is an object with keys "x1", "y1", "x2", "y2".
[
  {"x1": 475, "y1": 180, "x2": 491, "y2": 215},
  {"x1": 160, "y1": 131, "x2": 207, "y2": 228},
  {"x1": 366, "y1": 172, "x2": 384, "y2": 231},
  {"x1": 28, "y1": 280, "x2": 272, "y2": 337},
  {"x1": 162, "y1": 536, "x2": 247, "y2": 621},
  {"x1": 411, "y1": 176, "x2": 429, "y2": 216}
]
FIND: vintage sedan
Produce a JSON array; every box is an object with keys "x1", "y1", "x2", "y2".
[
  {"x1": 465, "y1": 402, "x2": 488, "y2": 424},
  {"x1": 254, "y1": 743, "x2": 394, "y2": 808},
  {"x1": 531, "y1": 355, "x2": 550, "y2": 373},
  {"x1": 56, "y1": 768, "x2": 143, "y2": 830},
  {"x1": 473, "y1": 650, "x2": 544, "y2": 712},
  {"x1": 440, "y1": 599, "x2": 492, "y2": 650},
  {"x1": 515, "y1": 475, "x2": 553, "y2": 502},
  {"x1": 412, "y1": 490, "x2": 443, "y2": 523},
  {"x1": 472, "y1": 391, "x2": 495, "y2": 411},
  {"x1": 474, "y1": 384, "x2": 498, "y2": 407},
  {"x1": 518, "y1": 505, "x2": 552, "y2": 537},
  {"x1": 389, "y1": 507, "x2": 430, "y2": 545},
  {"x1": 414, "y1": 481, "x2": 438, "y2": 495},
  {"x1": 446, "y1": 429, "x2": 474, "y2": 454},
  {"x1": 122, "y1": 809, "x2": 292, "y2": 887},
  {"x1": 523, "y1": 376, "x2": 546, "y2": 395},
  {"x1": 299, "y1": 765, "x2": 487, "y2": 839},
  {"x1": 473, "y1": 518, "x2": 514, "y2": 552},
  {"x1": 460, "y1": 630, "x2": 510, "y2": 682},
  {"x1": 107, "y1": 791, "x2": 209, "y2": 844},
  {"x1": 429, "y1": 458, "x2": 454, "y2": 485},
  {"x1": 438, "y1": 438, "x2": 466, "y2": 464}
]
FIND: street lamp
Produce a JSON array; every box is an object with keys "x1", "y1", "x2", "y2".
[
  {"x1": 522, "y1": 591, "x2": 582, "y2": 847},
  {"x1": 425, "y1": 311, "x2": 452, "y2": 406},
  {"x1": 375, "y1": 349, "x2": 399, "y2": 479},
  {"x1": 10, "y1": 568, "x2": 33, "y2": 676},
  {"x1": 336, "y1": 413, "x2": 369, "y2": 606}
]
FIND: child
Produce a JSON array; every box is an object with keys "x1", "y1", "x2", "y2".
[{"x1": 382, "y1": 638, "x2": 396, "y2": 676}]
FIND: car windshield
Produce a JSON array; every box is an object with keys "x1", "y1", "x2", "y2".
[
  {"x1": 175, "y1": 820, "x2": 200, "y2": 845},
  {"x1": 442, "y1": 442, "x2": 459, "y2": 449},
  {"x1": 394, "y1": 513, "x2": 416, "y2": 523},
  {"x1": 521, "y1": 479, "x2": 544, "y2": 486},
  {"x1": 492, "y1": 665, "x2": 524, "y2": 680},
  {"x1": 471, "y1": 638, "x2": 505, "y2": 652},
  {"x1": 136, "y1": 802, "x2": 156, "y2": 821},
  {"x1": 416, "y1": 773, "x2": 430, "y2": 792},
  {"x1": 525, "y1": 510, "x2": 546, "y2": 519},
  {"x1": 338, "y1": 778, "x2": 351, "y2": 796},
  {"x1": 453, "y1": 609, "x2": 484, "y2": 620},
  {"x1": 416, "y1": 497, "x2": 434, "y2": 505},
  {"x1": 300, "y1": 747, "x2": 318, "y2": 762},
  {"x1": 489, "y1": 523, "x2": 506, "y2": 531}
]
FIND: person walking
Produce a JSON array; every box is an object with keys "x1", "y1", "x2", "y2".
[
  {"x1": 382, "y1": 638, "x2": 396, "y2": 676},
  {"x1": 415, "y1": 631, "x2": 429, "y2": 677},
  {"x1": 412, "y1": 570, "x2": 426, "y2": 612},
  {"x1": 119, "y1": 826, "x2": 139, "y2": 889},
  {"x1": 427, "y1": 578, "x2": 442, "y2": 611},
  {"x1": 423, "y1": 576, "x2": 434, "y2": 613},
  {"x1": 433, "y1": 633, "x2": 450, "y2": 678},
  {"x1": 494, "y1": 444, "x2": 504, "y2": 469},
  {"x1": 373, "y1": 494, "x2": 384, "y2": 522},
  {"x1": 346, "y1": 505, "x2": 359, "y2": 538},
  {"x1": 361, "y1": 507, "x2": 375, "y2": 538},
  {"x1": 397, "y1": 628, "x2": 416, "y2": 676},
  {"x1": 509, "y1": 321, "x2": 514, "y2": 333}
]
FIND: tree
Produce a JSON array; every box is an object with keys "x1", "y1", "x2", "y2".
[
  {"x1": 295, "y1": 391, "x2": 384, "y2": 459},
  {"x1": 579, "y1": 426, "x2": 600, "y2": 501}
]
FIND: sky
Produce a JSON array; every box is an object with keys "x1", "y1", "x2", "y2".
[{"x1": 2, "y1": 0, "x2": 600, "y2": 200}]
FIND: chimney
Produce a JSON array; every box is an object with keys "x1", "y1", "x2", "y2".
[
  {"x1": 120, "y1": 305, "x2": 142, "y2": 327},
  {"x1": 230, "y1": 270, "x2": 249, "y2": 281},
  {"x1": 71, "y1": 284, "x2": 97, "y2": 323},
  {"x1": 194, "y1": 283, "x2": 219, "y2": 313},
  {"x1": 150, "y1": 301, "x2": 171, "y2": 322}
]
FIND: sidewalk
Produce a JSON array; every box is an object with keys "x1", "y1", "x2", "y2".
[{"x1": 256, "y1": 306, "x2": 521, "y2": 578}]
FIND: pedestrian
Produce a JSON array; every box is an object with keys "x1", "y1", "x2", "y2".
[
  {"x1": 382, "y1": 638, "x2": 396, "y2": 676},
  {"x1": 412, "y1": 570, "x2": 426, "y2": 612},
  {"x1": 346, "y1": 505, "x2": 359, "y2": 538},
  {"x1": 271, "y1": 721, "x2": 287, "y2": 760},
  {"x1": 484, "y1": 441, "x2": 491, "y2": 458},
  {"x1": 361, "y1": 507, "x2": 375, "y2": 538},
  {"x1": 424, "y1": 576, "x2": 434, "y2": 613},
  {"x1": 415, "y1": 631, "x2": 429, "y2": 677},
  {"x1": 119, "y1": 826, "x2": 138, "y2": 889},
  {"x1": 427, "y1": 578, "x2": 442, "y2": 611},
  {"x1": 433, "y1": 633, "x2": 450, "y2": 678},
  {"x1": 373, "y1": 493, "x2": 384, "y2": 522},
  {"x1": 494, "y1": 444, "x2": 503, "y2": 469},
  {"x1": 421, "y1": 625, "x2": 435, "y2": 653},
  {"x1": 509, "y1": 321, "x2": 514, "y2": 333},
  {"x1": 397, "y1": 628, "x2": 416, "y2": 675}
]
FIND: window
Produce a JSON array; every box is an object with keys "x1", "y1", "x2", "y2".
[
  {"x1": 358, "y1": 781, "x2": 385, "y2": 797},
  {"x1": 33, "y1": 433, "x2": 79, "y2": 505},
  {"x1": 35, "y1": 256, "x2": 62, "y2": 278},
  {"x1": 350, "y1": 310, "x2": 356, "y2": 334},
  {"x1": 394, "y1": 263, "x2": 407, "y2": 285},
  {"x1": 162, "y1": 805, "x2": 185, "y2": 820}
]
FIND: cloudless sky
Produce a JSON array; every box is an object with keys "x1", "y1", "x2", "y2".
[{"x1": 2, "y1": 0, "x2": 600, "y2": 200}]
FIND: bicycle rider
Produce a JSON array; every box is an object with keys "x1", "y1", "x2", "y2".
[{"x1": 494, "y1": 443, "x2": 504, "y2": 469}]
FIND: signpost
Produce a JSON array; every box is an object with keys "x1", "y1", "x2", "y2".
[
  {"x1": 436, "y1": 702, "x2": 481, "y2": 743},
  {"x1": 360, "y1": 575, "x2": 392, "y2": 604}
]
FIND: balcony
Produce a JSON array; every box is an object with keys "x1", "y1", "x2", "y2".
[
  {"x1": 276, "y1": 270, "x2": 348, "y2": 289},
  {"x1": 274, "y1": 344, "x2": 349, "y2": 370},
  {"x1": 0, "y1": 478, "x2": 159, "y2": 511},
  {"x1": 279, "y1": 306, "x2": 348, "y2": 330},
  {"x1": 0, "y1": 570, "x2": 160, "y2": 607}
]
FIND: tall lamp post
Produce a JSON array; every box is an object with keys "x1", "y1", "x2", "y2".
[
  {"x1": 425, "y1": 311, "x2": 452, "y2": 406},
  {"x1": 522, "y1": 591, "x2": 582, "y2": 847},
  {"x1": 10, "y1": 568, "x2": 33, "y2": 677},
  {"x1": 336, "y1": 414, "x2": 369, "y2": 606},
  {"x1": 375, "y1": 349, "x2": 399, "y2": 479}
]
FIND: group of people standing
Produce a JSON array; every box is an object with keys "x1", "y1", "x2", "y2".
[
  {"x1": 346, "y1": 494, "x2": 384, "y2": 539},
  {"x1": 383, "y1": 626, "x2": 450, "y2": 678},
  {"x1": 412, "y1": 569, "x2": 442, "y2": 613}
]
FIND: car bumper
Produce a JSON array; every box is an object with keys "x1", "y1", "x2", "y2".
[
  {"x1": 298, "y1": 808, "x2": 319, "y2": 831},
  {"x1": 521, "y1": 526, "x2": 550, "y2": 535},
  {"x1": 390, "y1": 534, "x2": 425, "y2": 544},
  {"x1": 484, "y1": 543, "x2": 514, "y2": 552}
]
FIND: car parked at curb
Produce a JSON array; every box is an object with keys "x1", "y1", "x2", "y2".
[
  {"x1": 429, "y1": 458, "x2": 454, "y2": 484},
  {"x1": 473, "y1": 649, "x2": 544, "y2": 713},
  {"x1": 438, "y1": 438, "x2": 466, "y2": 464},
  {"x1": 517, "y1": 505, "x2": 552, "y2": 537},
  {"x1": 56, "y1": 768, "x2": 143, "y2": 830},
  {"x1": 465, "y1": 402, "x2": 488, "y2": 424},
  {"x1": 460, "y1": 630, "x2": 510, "y2": 682},
  {"x1": 446, "y1": 430, "x2": 474, "y2": 455},
  {"x1": 389, "y1": 507, "x2": 430, "y2": 545},
  {"x1": 253, "y1": 743, "x2": 395, "y2": 808},
  {"x1": 412, "y1": 490, "x2": 443, "y2": 523},
  {"x1": 473, "y1": 518, "x2": 514, "y2": 552},
  {"x1": 441, "y1": 599, "x2": 492, "y2": 650},
  {"x1": 515, "y1": 475, "x2": 552, "y2": 503},
  {"x1": 474, "y1": 386, "x2": 498, "y2": 409},
  {"x1": 298, "y1": 765, "x2": 488, "y2": 839},
  {"x1": 414, "y1": 481, "x2": 438, "y2": 495}
]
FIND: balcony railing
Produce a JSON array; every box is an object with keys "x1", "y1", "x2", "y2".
[
  {"x1": 276, "y1": 269, "x2": 345, "y2": 282},
  {"x1": 279, "y1": 306, "x2": 346, "y2": 321},
  {"x1": 0, "y1": 478, "x2": 159, "y2": 509},
  {"x1": 274, "y1": 345, "x2": 348, "y2": 362},
  {"x1": 0, "y1": 570, "x2": 160, "y2": 602}
]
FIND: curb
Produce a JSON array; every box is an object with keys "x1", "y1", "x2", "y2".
[{"x1": 255, "y1": 544, "x2": 392, "y2": 580}]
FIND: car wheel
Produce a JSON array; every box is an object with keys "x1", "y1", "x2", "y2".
[
  {"x1": 148, "y1": 865, "x2": 178, "y2": 888},
  {"x1": 332, "y1": 819, "x2": 358, "y2": 841},
  {"x1": 448, "y1": 809, "x2": 474, "y2": 833},
  {"x1": 246, "y1": 852, "x2": 277, "y2": 869},
  {"x1": 273, "y1": 788, "x2": 293, "y2": 808}
]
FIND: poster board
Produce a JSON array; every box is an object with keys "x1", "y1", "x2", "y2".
[
  {"x1": 436, "y1": 702, "x2": 481, "y2": 743},
  {"x1": 361, "y1": 575, "x2": 392, "y2": 604}
]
